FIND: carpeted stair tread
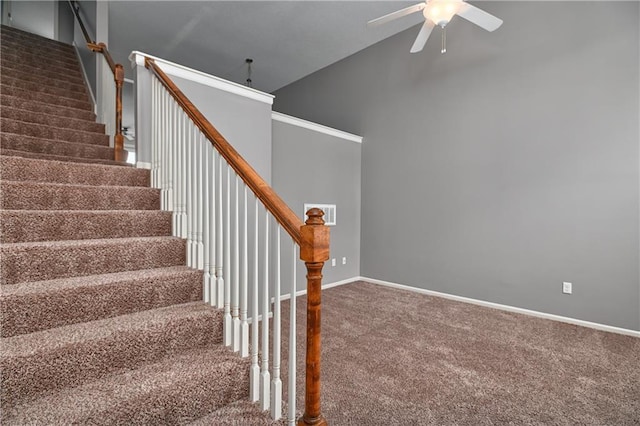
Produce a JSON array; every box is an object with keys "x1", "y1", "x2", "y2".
[
  {"x1": 1, "y1": 118, "x2": 109, "y2": 146},
  {"x1": 0, "y1": 55, "x2": 86, "y2": 84},
  {"x1": 1, "y1": 43, "x2": 79, "y2": 66},
  {"x1": 0, "y1": 155, "x2": 146, "y2": 186},
  {"x1": 0, "y1": 236, "x2": 185, "y2": 285},
  {"x1": 0, "y1": 37, "x2": 76, "y2": 58},
  {"x1": 0, "y1": 209, "x2": 170, "y2": 243},
  {"x1": 0, "y1": 61, "x2": 85, "y2": 86},
  {"x1": 0, "y1": 48, "x2": 81, "y2": 72},
  {"x1": 1, "y1": 133, "x2": 115, "y2": 162},
  {"x1": 1, "y1": 84, "x2": 92, "y2": 110},
  {"x1": 1, "y1": 94, "x2": 95, "y2": 121},
  {"x1": 1, "y1": 105, "x2": 104, "y2": 133},
  {"x1": 1, "y1": 64, "x2": 87, "y2": 92},
  {"x1": 1, "y1": 25, "x2": 75, "y2": 51},
  {"x1": 0, "y1": 302, "x2": 222, "y2": 405},
  {"x1": 0, "y1": 148, "x2": 125, "y2": 166},
  {"x1": 1, "y1": 266, "x2": 203, "y2": 337},
  {"x1": 0, "y1": 180, "x2": 159, "y2": 210},
  {"x1": 3, "y1": 345, "x2": 248, "y2": 425},
  {"x1": 1, "y1": 74, "x2": 89, "y2": 101}
]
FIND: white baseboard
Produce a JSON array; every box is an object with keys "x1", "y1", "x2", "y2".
[
  {"x1": 278, "y1": 276, "x2": 357, "y2": 302},
  {"x1": 359, "y1": 276, "x2": 640, "y2": 338},
  {"x1": 136, "y1": 162, "x2": 152, "y2": 169}
]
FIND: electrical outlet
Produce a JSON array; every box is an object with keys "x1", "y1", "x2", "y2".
[
  {"x1": 342, "y1": 257, "x2": 347, "y2": 265},
  {"x1": 331, "y1": 258, "x2": 336, "y2": 267},
  {"x1": 562, "y1": 282, "x2": 572, "y2": 294}
]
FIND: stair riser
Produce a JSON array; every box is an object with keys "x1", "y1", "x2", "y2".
[
  {"x1": 0, "y1": 307, "x2": 222, "y2": 405},
  {"x1": 1, "y1": 77, "x2": 89, "y2": 105},
  {"x1": 1, "y1": 50, "x2": 78, "y2": 72},
  {"x1": 0, "y1": 148, "x2": 125, "y2": 166},
  {"x1": 0, "y1": 210, "x2": 170, "y2": 243},
  {"x1": 1, "y1": 134, "x2": 115, "y2": 161},
  {"x1": 1, "y1": 237, "x2": 185, "y2": 285},
  {"x1": 0, "y1": 28, "x2": 75, "y2": 52},
  {"x1": 1, "y1": 106, "x2": 104, "y2": 134},
  {"x1": 0, "y1": 37, "x2": 75, "y2": 56},
  {"x1": 1, "y1": 85, "x2": 92, "y2": 111},
  {"x1": 1, "y1": 61, "x2": 86, "y2": 86},
  {"x1": 0, "y1": 181, "x2": 159, "y2": 211},
  {"x1": 1, "y1": 119, "x2": 109, "y2": 146},
  {"x1": 1, "y1": 67, "x2": 88, "y2": 95},
  {"x1": 1, "y1": 269, "x2": 203, "y2": 337},
  {"x1": 1, "y1": 156, "x2": 148, "y2": 187},
  {"x1": 1, "y1": 42, "x2": 79, "y2": 65},
  {"x1": 1, "y1": 94, "x2": 95, "y2": 122}
]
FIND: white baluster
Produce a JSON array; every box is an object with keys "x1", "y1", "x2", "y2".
[
  {"x1": 202, "y1": 139, "x2": 211, "y2": 304},
  {"x1": 178, "y1": 113, "x2": 187, "y2": 238},
  {"x1": 165, "y1": 99, "x2": 173, "y2": 213},
  {"x1": 170, "y1": 103, "x2": 179, "y2": 236},
  {"x1": 163, "y1": 91, "x2": 171, "y2": 211},
  {"x1": 209, "y1": 150, "x2": 218, "y2": 306},
  {"x1": 188, "y1": 125, "x2": 198, "y2": 268},
  {"x1": 260, "y1": 211, "x2": 271, "y2": 411},
  {"x1": 223, "y1": 165, "x2": 232, "y2": 346},
  {"x1": 151, "y1": 78, "x2": 157, "y2": 188},
  {"x1": 271, "y1": 225, "x2": 282, "y2": 420},
  {"x1": 159, "y1": 90, "x2": 167, "y2": 210},
  {"x1": 195, "y1": 132, "x2": 204, "y2": 269},
  {"x1": 240, "y1": 185, "x2": 249, "y2": 357},
  {"x1": 215, "y1": 155, "x2": 224, "y2": 309},
  {"x1": 250, "y1": 198, "x2": 260, "y2": 402},
  {"x1": 288, "y1": 243, "x2": 297, "y2": 425},
  {"x1": 232, "y1": 175, "x2": 241, "y2": 352}
]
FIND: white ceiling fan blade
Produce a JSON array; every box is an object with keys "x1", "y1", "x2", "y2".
[
  {"x1": 410, "y1": 20, "x2": 435, "y2": 53},
  {"x1": 456, "y1": 2, "x2": 503, "y2": 32},
  {"x1": 367, "y1": 3, "x2": 425, "y2": 27}
]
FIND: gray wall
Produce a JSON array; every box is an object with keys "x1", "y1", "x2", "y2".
[
  {"x1": 1, "y1": 0, "x2": 55, "y2": 39},
  {"x1": 74, "y1": 0, "x2": 97, "y2": 99},
  {"x1": 274, "y1": 2, "x2": 640, "y2": 330},
  {"x1": 272, "y1": 119, "x2": 362, "y2": 290},
  {"x1": 172, "y1": 76, "x2": 273, "y2": 183},
  {"x1": 57, "y1": 0, "x2": 74, "y2": 44}
]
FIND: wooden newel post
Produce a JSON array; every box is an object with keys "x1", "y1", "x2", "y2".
[
  {"x1": 299, "y1": 208, "x2": 330, "y2": 426},
  {"x1": 114, "y1": 63, "x2": 126, "y2": 162}
]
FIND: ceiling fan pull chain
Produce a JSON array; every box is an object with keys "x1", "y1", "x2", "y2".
[{"x1": 441, "y1": 26, "x2": 447, "y2": 54}]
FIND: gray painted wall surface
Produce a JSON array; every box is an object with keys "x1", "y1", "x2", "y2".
[
  {"x1": 2, "y1": 0, "x2": 55, "y2": 39},
  {"x1": 74, "y1": 0, "x2": 97, "y2": 99},
  {"x1": 172, "y1": 76, "x2": 272, "y2": 183},
  {"x1": 272, "y1": 120, "x2": 361, "y2": 291},
  {"x1": 274, "y1": 2, "x2": 640, "y2": 330},
  {"x1": 57, "y1": 0, "x2": 74, "y2": 44}
]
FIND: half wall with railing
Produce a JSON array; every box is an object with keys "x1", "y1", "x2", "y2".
[{"x1": 130, "y1": 53, "x2": 330, "y2": 426}]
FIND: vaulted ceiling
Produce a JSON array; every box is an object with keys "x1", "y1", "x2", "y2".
[{"x1": 108, "y1": 1, "x2": 423, "y2": 93}]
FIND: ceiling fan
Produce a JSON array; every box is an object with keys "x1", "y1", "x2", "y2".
[{"x1": 367, "y1": 0, "x2": 503, "y2": 54}]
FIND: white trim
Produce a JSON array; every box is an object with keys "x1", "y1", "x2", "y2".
[
  {"x1": 136, "y1": 161, "x2": 151, "y2": 170},
  {"x1": 72, "y1": 41, "x2": 97, "y2": 114},
  {"x1": 272, "y1": 112, "x2": 363, "y2": 144},
  {"x1": 278, "y1": 276, "x2": 356, "y2": 302},
  {"x1": 360, "y1": 276, "x2": 640, "y2": 338},
  {"x1": 129, "y1": 51, "x2": 274, "y2": 105}
]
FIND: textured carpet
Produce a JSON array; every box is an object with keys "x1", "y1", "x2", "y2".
[
  {"x1": 280, "y1": 281, "x2": 640, "y2": 425},
  {"x1": 1, "y1": 24, "x2": 267, "y2": 424}
]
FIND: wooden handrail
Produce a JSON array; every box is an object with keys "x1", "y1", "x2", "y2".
[
  {"x1": 68, "y1": 0, "x2": 125, "y2": 162},
  {"x1": 145, "y1": 57, "x2": 329, "y2": 425},
  {"x1": 145, "y1": 57, "x2": 304, "y2": 244}
]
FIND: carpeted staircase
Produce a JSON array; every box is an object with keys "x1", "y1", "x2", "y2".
[{"x1": 0, "y1": 25, "x2": 273, "y2": 424}]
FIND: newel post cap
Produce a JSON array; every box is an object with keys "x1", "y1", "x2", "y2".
[{"x1": 300, "y1": 208, "x2": 330, "y2": 263}]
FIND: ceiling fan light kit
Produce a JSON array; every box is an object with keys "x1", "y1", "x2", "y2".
[{"x1": 367, "y1": 0, "x2": 503, "y2": 54}]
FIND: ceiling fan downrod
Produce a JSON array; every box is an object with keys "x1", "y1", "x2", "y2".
[{"x1": 441, "y1": 26, "x2": 446, "y2": 54}]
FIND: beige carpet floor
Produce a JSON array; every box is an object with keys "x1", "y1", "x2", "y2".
[{"x1": 280, "y1": 281, "x2": 639, "y2": 425}]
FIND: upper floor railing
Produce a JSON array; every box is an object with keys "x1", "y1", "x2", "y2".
[{"x1": 67, "y1": 0, "x2": 125, "y2": 162}]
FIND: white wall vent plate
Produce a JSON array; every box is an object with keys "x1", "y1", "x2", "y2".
[{"x1": 304, "y1": 203, "x2": 336, "y2": 226}]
